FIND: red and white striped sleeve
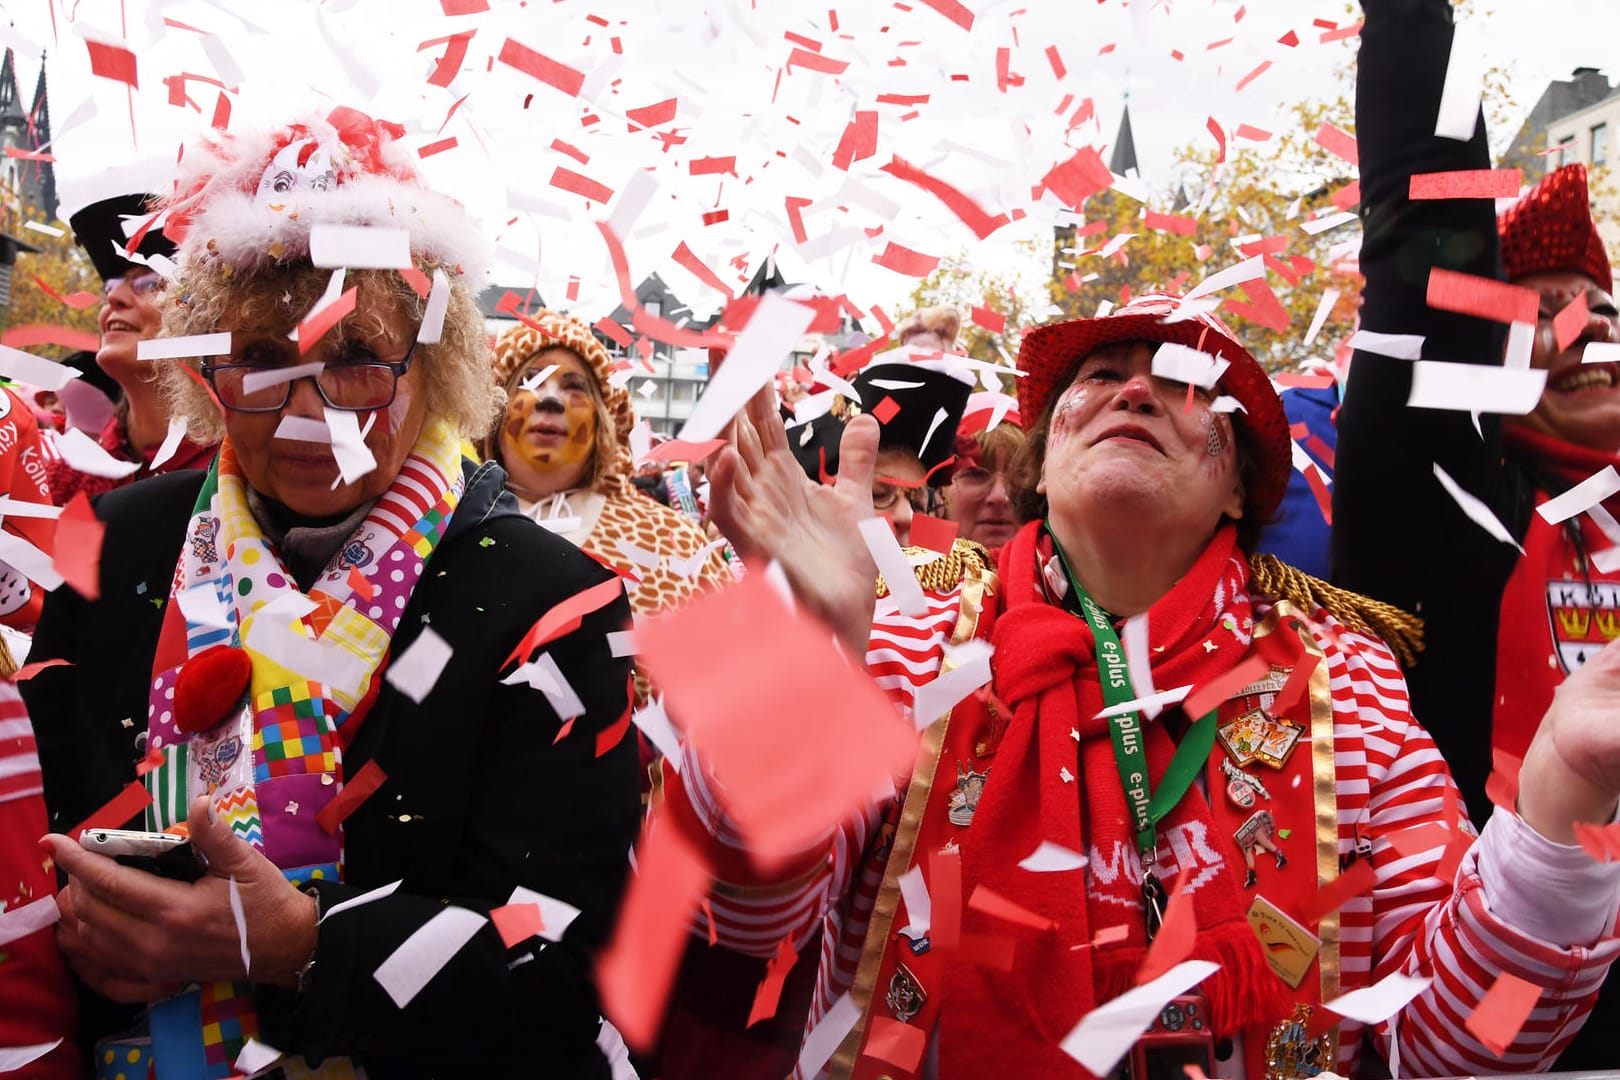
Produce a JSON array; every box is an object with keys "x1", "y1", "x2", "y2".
[
  {"x1": 0, "y1": 680, "x2": 41, "y2": 806},
  {"x1": 1326, "y1": 620, "x2": 1620, "y2": 1073},
  {"x1": 653, "y1": 588, "x2": 961, "y2": 959}
]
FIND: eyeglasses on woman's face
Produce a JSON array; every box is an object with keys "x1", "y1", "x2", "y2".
[
  {"x1": 201, "y1": 334, "x2": 417, "y2": 413},
  {"x1": 101, "y1": 271, "x2": 165, "y2": 299},
  {"x1": 872, "y1": 482, "x2": 936, "y2": 514}
]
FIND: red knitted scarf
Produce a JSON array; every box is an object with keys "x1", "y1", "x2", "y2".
[{"x1": 939, "y1": 521, "x2": 1285, "y2": 1074}]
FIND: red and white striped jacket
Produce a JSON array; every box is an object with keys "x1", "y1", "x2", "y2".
[{"x1": 664, "y1": 582, "x2": 1620, "y2": 1076}]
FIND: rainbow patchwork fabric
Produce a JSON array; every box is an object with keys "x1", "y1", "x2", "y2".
[{"x1": 136, "y1": 419, "x2": 465, "y2": 1080}]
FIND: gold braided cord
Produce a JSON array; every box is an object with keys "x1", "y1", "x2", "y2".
[
  {"x1": 875, "y1": 538, "x2": 993, "y2": 597},
  {"x1": 1248, "y1": 552, "x2": 1424, "y2": 668},
  {"x1": 0, "y1": 633, "x2": 14, "y2": 679}
]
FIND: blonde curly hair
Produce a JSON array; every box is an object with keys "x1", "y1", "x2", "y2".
[
  {"x1": 156, "y1": 260, "x2": 503, "y2": 445},
  {"x1": 483, "y1": 312, "x2": 635, "y2": 493}
]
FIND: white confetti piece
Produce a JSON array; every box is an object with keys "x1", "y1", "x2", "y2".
[
  {"x1": 23, "y1": 220, "x2": 63, "y2": 237},
  {"x1": 1303, "y1": 288, "x2": 1342, "y2": 348},
  {"x1": 859, "y1": 517, "x2": 927, "y2": 618},
  {"x1": 52, "y1": 427, "x2": 141, "y2": 478},
  {"x1": 417, "y1": 269, "x2": 450, "y2": 345},
  {"x1": 234, "y1": 1037, "x2": 283, "y2": 1076},
  {"x1": 0, "y1": 345, "x2": 77, "y2": 391},
  {"x1": 629, "y1": 696, "x2": 682, "y2": 765},
  {"x1": 273, "y1": 415, "x2": 333, "y2": 443},
  {"x1": 137, "y1": 333, "x2": 233, "y2": 361},
  {"x1": 501, "y1": 651, "x2": 586, "y2": 720},
  {"x1": 149, "y1": 416, "x2": 192, "y2": 471},
  {"x1": 228, "y1": 876, "x2": 252, "y2": 977},
  {"x1": 1183, "y1": 255, "x2": 1265, "y2": 301},
  {"x1": 0, "y1": 895, "x2": 60, "y2": 946},
  {"x1": 1504, "y1": 321, "x2": 1535, "y2": 370},
  {"x1": 1018, "y1": 840, "x2": 1088, "y2": 873},
  {"x1": 325, "y1": 407, "x2": 378, "y2": 485},
  {"x1": 605, "y1": 629, "x2": 638, "y2": 657},
  {"x1": 796, "y1": 993, "x2": 862, "y2": 1080},
  {"x1": 177, "y1": 582, "x2": 232, "y2": 630},
  {"x1": 1434, "y1": 25, "x2": 1484, "y2": 141},
  {"x1": 897, "y1": 864, "x2": 932, "y2": 938},
  {"x1": 243, "y1": 362, "x2": 324, "y2": 396},
  {"x1": 1061, "y1": 960, "x2": 1219, "y2": 1075},
  {"x1": 1322, "y1": 972, "x2": 1431, "y2": 1025},
  {"x1": 0, "y1": 1040, "x2": 62, "y2": 1073},
  {"x1": 1583, "y1": 341, "x2": 1620, "y2": 365},
  {"x1": 309, "y1": 224, "x2": 413, "y2": 270},
  {"x1": 320, "y1": 880, "x2": 403, "y2": 923},
  {"x1": 913, "y1": 638, "x2": 993, "y2": 731},
  {"x1": 245, "y1": 616, "x2": 370, "y2": 701},
  {"x1": 0, "y1": 496, "x2": 60, "y2": 520},
  {"x1": 1094, "y1": 684, "x2": 1193, "y2": 720},
  {"x1": 668, "y1": 538, "x2": 727, "y2": 579},
  {"x1": 1300, "y1": 211, "x2": 1359, "y2": 236},
  {"x1": 0, "y1": 530, "x2": 62, "y2": 591},
  {"x1": 385, "y1": 627, "x2": 454, "y2": 704},
  {"x1": 1348, "y1": 330, "x2": 1425, "y2": 359},
  {"x1": 1538, "y1": 466, "x2": 1620, "y2": 524},
  {"x1": 614, "y1": 538, "x2": 663, "y2": 572},
  {"x1": 679, "y1": 292, "x2": 816, "y2": 443},
  {"x1": 373, "y1": 906, "x2": 487, "y2": 1008},
  {"x1": 1433, "y1": 463, "x2": 1524, "y2": 553},
  {"x1": 1408, "y1": 361, "x2": 1545, "y2": 415}
]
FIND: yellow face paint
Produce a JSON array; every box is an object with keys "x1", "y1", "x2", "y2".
[{"x1": 499, "y1": 348, "x2": 598, "y2": 481}]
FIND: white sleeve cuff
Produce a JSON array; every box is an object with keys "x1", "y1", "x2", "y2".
[{"x1": 1474, "y1": 805, "x2": 1620, "y2": 948}]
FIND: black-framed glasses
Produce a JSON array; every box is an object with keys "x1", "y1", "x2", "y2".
[
  {"x1": 102, "y1": 272, "x2": 165, "y2": 299},
  {"x1": 202, "y1": 340, "x2": 417, "y2": 413}
]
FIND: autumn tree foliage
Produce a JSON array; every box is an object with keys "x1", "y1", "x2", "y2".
[{"x1": 0, "y1": 195, "x2": 99, "y2": 359}]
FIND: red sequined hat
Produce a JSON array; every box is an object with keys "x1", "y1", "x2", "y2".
[
  {"x1": 1016, "y1": 294, "x2": 1291, "y2": 522},
  {"x1": 1498, "y1": 164, "x2": 1612, "y2": 293}
]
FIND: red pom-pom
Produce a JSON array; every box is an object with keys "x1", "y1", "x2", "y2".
[{"x1": 174, "y1": 645, "x2": 253, "y2": 735}]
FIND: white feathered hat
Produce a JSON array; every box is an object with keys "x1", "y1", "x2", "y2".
[{"x1": 152, "y1": 106, "x2": 488, "y2": 278}]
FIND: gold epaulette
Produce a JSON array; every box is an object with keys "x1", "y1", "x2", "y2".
[
  {"x1": 1248, "y1": 552, "x2": 1424, "y2": 668},
  {"x1": 875, "y1": 537, "x2": 994, "y2": 598}
]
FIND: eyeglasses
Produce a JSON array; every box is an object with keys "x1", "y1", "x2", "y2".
[
  {"x1": 873, "y1": 483, "x2": 936, "y2": 514},
  {"x1": 202, "y1": 340, "x2": 417, "y2": 413},
  {"x1": 102, "y1": 272, "x2": 165, "y2": 299},
  {"x1": 951, "y1": 466, "x2": 1006, "y2": 496}
]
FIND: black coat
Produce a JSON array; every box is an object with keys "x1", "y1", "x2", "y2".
[
  {"x1": 1334, "y1": 0, "x2": 1615, "y2": 1067},
  {"x1": 24, "y1": 460, "x2": 641, "y2": 1078}
]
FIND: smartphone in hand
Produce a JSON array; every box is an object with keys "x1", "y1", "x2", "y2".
[{"x1": 79, "y1": 828, "x2": 208, "y2": 883}]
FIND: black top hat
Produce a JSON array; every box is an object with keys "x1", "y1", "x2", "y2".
[
  {"x1": 68, "y1": 194, "x2": 175, "y2": 282},
  {"x1": 60, "y1": 349, "x2": 121, "y2": 402},
  {"x1": 787, "y1": 363, "x2": 972, "y2": 485}
]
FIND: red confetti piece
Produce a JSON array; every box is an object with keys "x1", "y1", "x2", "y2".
[
  {"x1": 701, "y1": 896, "x2": 718, "y2": 945},
  {"x1": 1181, "y1": 654, "x2": 1271, "y2": 721},
  {"x1": 689, "y1": 155, "x2": 737, "y2": 176},
  {"x1": 786, "y1": 48, "x2": 848, "y2": 75},
  {"x1": 420, "y1": 30, "x2": 474, "y2": 88},
  {"x1": 1313, "y1": 124, "x2": 1359, "y2": 167},
  {"x1": 295, "y1": 287, "x2": 358, "y2": 355},
  {"x1": 671, "y1": 242, "x2": 735, "y2": 301},
  {"x1": 1409, "y1": 168, "x2": 1522, "y2": 200},
  {"x1": 1041, "y1": 145, "x2": 1113, "y2": 207},
  {"x1": 596, "y1": 693, "x2": 633, "y2": 758},
  {"x1": 967, "y1": 884, "x2": 1055, "y2": 931},
  {"x1": 505, "y1": 575, "x2": 624, "y2": 669},
  {"x1": 1045, "y1": 44, "x2": 1066, "y2": 79},
  {"x1": 864, "y1": 1016, "x2": 927, "y2": 1071},
  {"x1": 1206, "y1": 117, "x2": 1227, "y2": 164},
  {"x1": 4, "y1": 147, "x2": 53, "y2": 162},
  {"x1": 552, "y1": 717, "x2": 575, "y2": 744},
  {"x1": 880, "y1": 156, "x2": 1010, "y2": 240},
  {"x1": 134, "y1": 746, "x2": 167, "y2": 777},
  {"x1": 969, "y1": 304, "x2": 1006, "y2": 334},
  {"x1": 490, "y1": 902, "x2": 544, "y2": 947},
  {"x1": 1574, "y1": 820, "x2": 1620, "y2": 863},
  {"x1": 54, "y1": 493, "x2": 103, "y2": 601},
  {"x1": 69, "y1": 780, "x2": 153, "y2": 841},
  {"x1": 643, "y1": 438, "x2": 727, "y2": 464},
  {"x1": 916, "y1": 0, "x2": 975, "y2": 30},
  {"x1": 626, "y1": 98, "x2": 678, "y2": 128},
  {"x1": 832, "y1": 110, "x2": 879, "y2": 170},
  {"x1": 13, "y1": 658, "x2": 70, "y2": 682},
  {"x1": 85, "y1": 39, "x2": 138, "y2": 88},
  {"x1": 1298, "y1": 859, "x2": 1376, "y2": 924},
  {"x1": 417, "y1": 136, "x2": 457, "y2": 159},
  {"x1": 746, "y1": 933, "x2": 800, "y2": 1027},
  {"x1": 31, "y1": 276, "x2": 96, "y2": 310},
  {"x1": 497, "y1": 38, "x2": 585, "y2": 96},
  {"x1": 1098, "y1": 43, "x2": 1116, "y2": 56},
  {"x1": 1144, "y1": 210, "x2": 1198, "y2": 237},
  {"x1": 1226, "y1": 277, "x2": 1292, "y2": 334},
  {"x1": 1234, "y1": 124, "x2": 1272, "y2": 141},
  {"x1": 1234, "y1": 60, "x2": 1271, "y2": 92},
  {"x1": 930, "y1": 846, "x2": 962, "y2": 949},
  {"x1": 700, "y1": 209, "x2": 729, "y2": 226},
  {"x1": 1465, "y1": 971, "x2": 1544, "y2": 1057},
  {"x1": 1137, "y1": 876, "x2": 1195, "y2": 985},
  {"x1": 598, "y1": 824, "x2": 712, "y2": 1050},
  {"x1": 210, "y1": 91, "x2": 231, "y2": 132},
  {"x1": 871, "y1": 395, "x2": 901, "y2": 425},
  {"x1": 1278, "y1": 29, "x2": 1300, "y2": 47},
  {"x1": 439, "y1": 0, "x2": 489, "y2": 12},
  {"x1": 550, "y1": 166, "x2": 615, "y2": 204},
  {"x1": 907, "y1": 514, "x2": 958, "y2": 555},
  {"x1": 1329, "y1": 179, "x2": 1361, "y2": 210},
  {"x1": 1238, "y1": 234, "x2": 1290, "y2": 258},
  {"x1": 1427, "y1": 267, "x2": 1540, "y2": 326},
  {"x1": 784, "y1": 195, "x2": 813, "y2": 244},
  {"x1": 316, "y1": 760, "x2": 387, "y2": 834},
  {"x1": 348, "y1": 565, "x2": 376, "y2": 602},
  {"x1": 871, "y1": 242, "x2": 940, "y2": 277},
  {"x1": 1320, "y1": 20, "x2": 1363, "y2": 43},
  {"x1": 594, "y1": 317, "x2": 632, "y2": 349},
  {"x1": 398, "y1": 267, "x2": 432, "y2": 298},
  {"x1": 1206, "y1": 37, "x2": 1234, "y2": 50}
]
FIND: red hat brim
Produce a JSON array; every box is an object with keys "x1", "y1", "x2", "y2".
[{"x1": 1016, "y1": 299, "x2": 1291, "y2": 523}]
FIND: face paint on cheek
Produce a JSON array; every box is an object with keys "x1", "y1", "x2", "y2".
[
  {"x1": 1204, "y1": 410, "x2": 1226, "y2": 457},
  {"x1": 549, "y1": 400, "x2": 596, "y2": 466},
  {"x1": 1048, "y1": 387, "x2": 1089, "y2": 444}
]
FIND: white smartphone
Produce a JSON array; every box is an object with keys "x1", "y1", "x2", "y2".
[{"x1": 79, "y1": 828, "x2": 207, "y2": 882}]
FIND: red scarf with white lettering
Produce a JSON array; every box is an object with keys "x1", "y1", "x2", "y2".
[{"x1": 939, "y1": 522, "x2": 1285, "y2": 1075}]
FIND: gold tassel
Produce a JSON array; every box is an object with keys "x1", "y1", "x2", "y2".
[
  {"x1": 0, "y1": 634, "x2": 17, "y2": 680},
  {"x1": 876, "y1": 538, "x2": 994, "y2": 597},
  {"x1": 1248, "y1": 552, "x2": 1425, "y2": 668}
]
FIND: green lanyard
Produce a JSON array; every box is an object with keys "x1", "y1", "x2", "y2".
[{"x1": 1048, "y1": 530, "x2": 1218, "y2": 873}]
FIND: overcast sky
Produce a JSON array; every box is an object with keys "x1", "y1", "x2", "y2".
[{"x1": 8, "y1": 0, "x2": 1618, "y2": 325}]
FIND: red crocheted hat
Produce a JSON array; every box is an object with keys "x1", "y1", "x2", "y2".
[
  {"x1": 1498, "y1": 164, "x2": 1612, "y2": 293},
  {"x1": 1016, "y1": 294, "x2": 1291, "y2": 521}
]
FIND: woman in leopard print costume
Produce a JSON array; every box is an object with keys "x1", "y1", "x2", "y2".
[{"x1": 484, "y1": 311, "x2": 733, "y2": 706}]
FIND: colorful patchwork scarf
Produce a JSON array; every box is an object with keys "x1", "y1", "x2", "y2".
[{"x1": 135, "y1": 417, "x2": 464, "y2": 1079}]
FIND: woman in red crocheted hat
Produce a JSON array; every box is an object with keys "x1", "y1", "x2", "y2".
[{"x1": 645, "y1": 281, "x2": 1620, "y2": 1078}]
